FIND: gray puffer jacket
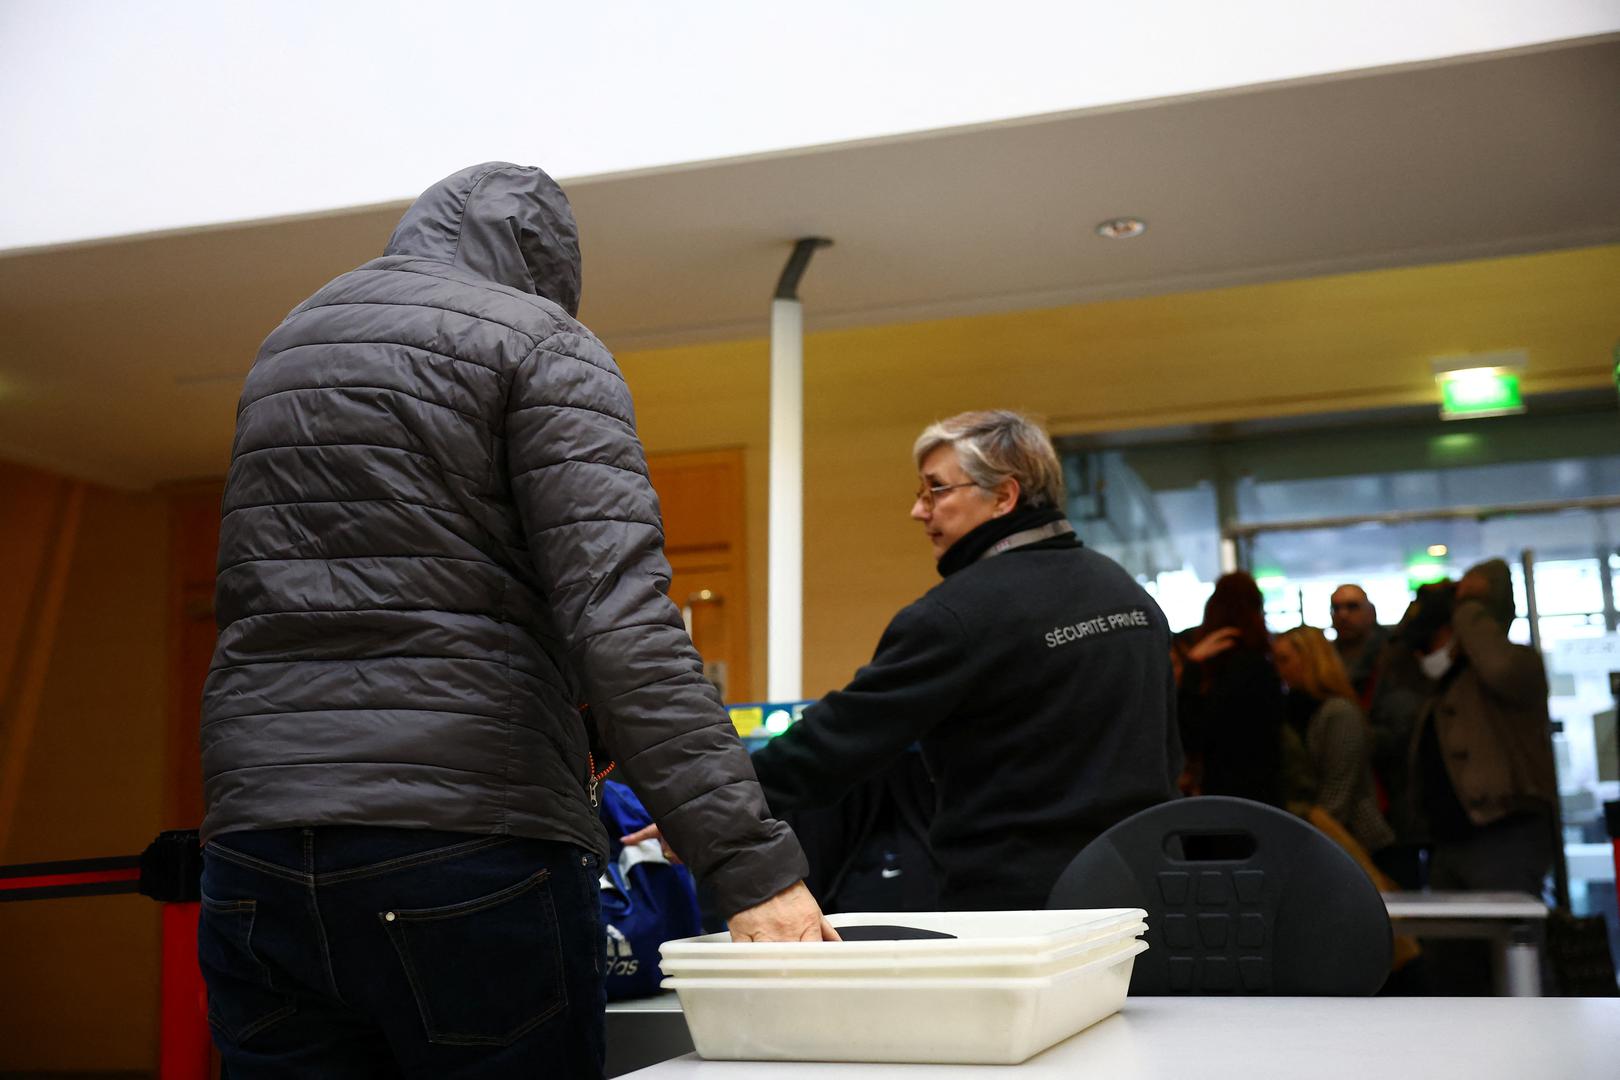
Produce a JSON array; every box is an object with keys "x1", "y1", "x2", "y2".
[{"x1": 201, "y1": 162, "x2": 806, "y2": 915}]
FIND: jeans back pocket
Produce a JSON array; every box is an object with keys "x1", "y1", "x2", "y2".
[
  {"x1": 198, "y1": 896, "x2": 297, "y2": 1043},
  {"x1": 381, "y1": 868, "x2": 567, "y2": 1046}
]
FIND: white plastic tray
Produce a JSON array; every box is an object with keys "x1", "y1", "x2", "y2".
[
  {"x1": 660, "y1": 920, "x2": 1146, "y2": 979},
  {"x1": 664, "y1": 936, "x2": 1147, "y2": 1065},
  {"x1": 661, "y1": 908, "x2": 1146, "y2": 963}
]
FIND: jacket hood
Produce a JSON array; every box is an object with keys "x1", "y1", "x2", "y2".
[
  {"x1": 385, "y1": 162, "x2": 581, "y2": 316},
  {"x1": 1463, "y1": 557, "x2": 1516, "y2": 628}
]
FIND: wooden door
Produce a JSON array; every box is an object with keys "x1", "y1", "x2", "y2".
[{"x1": 646, "y1": 450, "x2": 752, "y2": 703}]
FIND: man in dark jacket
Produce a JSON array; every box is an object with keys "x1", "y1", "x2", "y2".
[
  {"x1": 727, "y1": 411, "x2": 1182, "y2": 910},
  {"x1": 198, "y1": 162, "x2": 828, "y2": 1078}
]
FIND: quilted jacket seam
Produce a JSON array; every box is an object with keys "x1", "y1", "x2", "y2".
[
  {"x1": 527, "y1": 516, "x2": 661, "y2": 538},
  {"x1": 507, "y1": 401, "x2": 635, "y2": 429},
  {"x1": 238, "y1": 384, "x2": 500, "y2": 434},
  {"x1": 203, "y1": 705, "x2": 514, "y2": 727},
  {"x1": 229, "y1": 442, "x2": 485, "y2": 485},
  {"x1": 265, "y1": 329, "x2": 515, "y2": 375},
  {"x1": 285, "y1": 300, "x2": 541, "y2": 351},
  {"x1": 221, "y1": 496, "x2": 473, "y2": 519},
  {"x1": 340, "y1": 263, "x2": 566, "y2": 337},
  {"x1": 216, "y1": 554, "x2": 501, "y2": 573},
  {"x1": 218, "y1": 606, "x2": 534, "y2": 624},
  {"x1": 510, "y1": 459, "x2": 649, "y2": 483},
  {"x1": 651, "y1": 778, "x2": 752, "y2": 821}
]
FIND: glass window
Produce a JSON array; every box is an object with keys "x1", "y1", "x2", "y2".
[{"x1": 1060, "y1": 406, "x2": 1620, "y2": 959}]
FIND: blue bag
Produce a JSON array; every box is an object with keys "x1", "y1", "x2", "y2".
[{"x1": 596, "y1": 780, "x2": 704, "y2": 999}]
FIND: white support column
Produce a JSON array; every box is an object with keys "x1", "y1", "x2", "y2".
[
  {"x1": 767, "y1": 296, "x2": 804, "y2": 702},
  {"x1": 766, "y1": 237, "x2": 829, "y2": 703}
]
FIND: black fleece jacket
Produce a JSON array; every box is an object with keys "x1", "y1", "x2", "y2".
[{"x1": 750, "y1": 508, "x2": 1183, "y2": 910}]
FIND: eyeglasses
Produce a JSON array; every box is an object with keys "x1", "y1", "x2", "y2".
[{"x1": 914, "y1": 481, "x2": 978, "y2": 510}]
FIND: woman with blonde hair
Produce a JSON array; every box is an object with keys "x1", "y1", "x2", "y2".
[{"x1": 1273, "y1": 625, "x2": 1395, "y2": 858}]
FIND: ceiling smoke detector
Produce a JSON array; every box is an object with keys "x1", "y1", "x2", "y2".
[{"x1": 1095, "y1": 217, "x2": 1147, "y2": 239}]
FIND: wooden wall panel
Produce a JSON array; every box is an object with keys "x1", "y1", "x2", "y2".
[
  {"x1": 166, "y1": 483, "x2": 223, "y2": 829},
  {"x1": 0, "y1": 463, "x2": 166, "y2": 1073},
  {"x1": 0, "y1": 465, "x2": 82, "y2": 852},
  {"x1": 0, "y1": 461, "x2": 67, "y2": 696}
]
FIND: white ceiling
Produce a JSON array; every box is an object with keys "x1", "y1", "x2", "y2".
[
  {"x1": 4, "y1": 0, "x2": 1617, "y2": 249},
  {"x1": 1, "y1": 35, "x2": 1617, "y2": 489},
  {"x1": 571, "y1": 36, "x2": 1620, "y2": 349}
]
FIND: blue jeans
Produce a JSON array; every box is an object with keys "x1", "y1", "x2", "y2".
[{"x1": 199, "y1": 827, "x2": 606, "y2": 1079}]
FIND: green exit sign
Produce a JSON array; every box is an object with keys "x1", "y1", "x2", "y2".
[
  {"x1": 1405, "y1": 557, "x2": 1450, "y2": 590},
  {"x1": 1438, "y1": 367, "x2": 1524, "y2": 419}
]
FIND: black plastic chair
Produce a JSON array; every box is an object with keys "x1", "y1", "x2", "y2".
[{"x1": 1047, "y1": 796, "x2": 1392, "y2": 995}]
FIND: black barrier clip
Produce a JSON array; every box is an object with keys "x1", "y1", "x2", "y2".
[{"x1": 138, "y1": 829, "x2": 203, "y2": 903}]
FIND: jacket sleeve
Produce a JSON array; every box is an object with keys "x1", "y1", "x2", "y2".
[
  {"x1": 504, "y1": 331, "x2": 806, "y2": 917},
  {"x1": 1310, "y1": 697, "x2": 1370, "y2": 827},
  {"x1": 749, "y1": 597, "x2": 969, "y2": 813},
  {"x1": 1452, "y1": 600, "x2": 1547, "y2": 708}
]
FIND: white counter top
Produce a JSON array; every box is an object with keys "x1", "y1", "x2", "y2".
[
  {"x1": 608, "y1": 991, "x2": 685, "y2": 1013},
  {"x1": 1381, "y1": 891, "x2": 1547, "y2": 920},
  {"x1": 624, "y1": 996, "x2": 1620, "y2": 1078}
]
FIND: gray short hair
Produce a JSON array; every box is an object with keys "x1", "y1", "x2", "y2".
[{"x1": 912, "y1": 410, "x2": 1064, "y2": 510}]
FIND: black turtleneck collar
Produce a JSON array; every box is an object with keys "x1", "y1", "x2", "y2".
[{"x1": 936, "y1": 505, "x2": 1075, "y2": 578}]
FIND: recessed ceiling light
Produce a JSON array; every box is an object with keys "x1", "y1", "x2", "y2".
[{"x1": 1096, "y1": 217, "x2": 1146, "y2": 239}]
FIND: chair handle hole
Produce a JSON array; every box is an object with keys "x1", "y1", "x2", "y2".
[{"x1": 1163, "y1": 830, "x2": 1257, "y2": 861}]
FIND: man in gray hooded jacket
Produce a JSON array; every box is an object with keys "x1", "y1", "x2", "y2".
[{"x1": 198, "y1": 163, "x2": 827, "y2": 1077}]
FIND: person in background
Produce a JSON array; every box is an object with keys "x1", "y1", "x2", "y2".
[
  {"x1": 1330, "y1": 584, "x2": 1388, "y2": 708},
  {"x1": 636, "y1": 411, "x2": 1183, "y2": 911},
  {"x1": 1178, "y1": 573, "x2": 1286, "y2": 806},
  {"x1": 1409, "y1": 562, "x2": 1557, "y2": 888},
  {"x1": 1364, "y1": 597, "x2": 1436, "y2": 890},
  {"x1": 1407, "y1": 560, "x2": 1558, "y2": 993},
  {"x1": 198, "y1": 162, "x2": 831, "y2": 1079},
  {"x1": 1273, "y1": 626, "x2": 1396, "y2": 860},
  {"x1": 1334, "y1": 581, "x2": 1421, "y2": 886}
]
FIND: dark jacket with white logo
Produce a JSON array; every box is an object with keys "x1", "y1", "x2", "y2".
[
  {"x1": 750, "y1": 508, "x2": 1182, "y2": 910},
  {"x1": 200, "y1": 162, "x2": 805, "y2": 917}
]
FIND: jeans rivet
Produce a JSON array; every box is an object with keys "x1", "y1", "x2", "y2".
[{"x1": 384, "y1": 911, "x2": 396, "y2": 922}]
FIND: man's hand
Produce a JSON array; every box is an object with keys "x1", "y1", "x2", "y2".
[
  {"x1": 727, "y1": 881, "x2": 841, "y2": 942},
  {"x1": 618, "y1": 828, "x2": 839, "y2": 942},
  {"x1": 619, "y1": 822, "x2": 679, "y2": 862}
]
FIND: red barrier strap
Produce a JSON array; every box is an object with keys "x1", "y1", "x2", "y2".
[
  {"x1": 0, "y1": 855, "x2": 142, "y2": 902},
  {"x1": 0, "y1": 867, "x2": 141, "y2": 892},
  {"x1": 3, "y1": 846, "x2": 211, "y2": 1075}
]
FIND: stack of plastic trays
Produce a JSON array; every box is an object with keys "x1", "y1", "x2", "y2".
[{"x1": 660, "y1": 908, "x2": 1149, "y2": 1065}]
